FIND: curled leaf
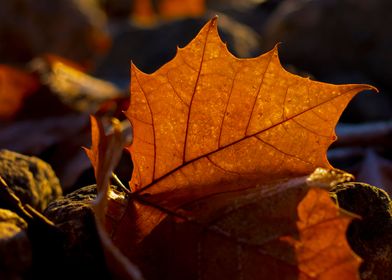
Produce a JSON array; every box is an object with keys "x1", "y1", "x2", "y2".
[{"x1": 85, "y1": 116, "x2": 142, "y2": 280}]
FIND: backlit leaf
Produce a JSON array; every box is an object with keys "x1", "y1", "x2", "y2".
[
  {"x1": 125, "y1": 186, "x2": 360, "y2": 279},
  {"x1": 125, "y1": 17, "x2": 374, "y2": 210},
  {"x1": 90, "y1": 18, "x2": 376, "y2": 279},
  {"x1": 85, "y1": 116, "x2": 142, "y2": 280}
]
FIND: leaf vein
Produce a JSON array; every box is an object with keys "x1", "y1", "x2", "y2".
[
  {"x1": 244, "y1": 51, "x2": 275, "y2": 136},
  {"x1": 254, "y1": 135, "x2": 313, "y2": 165},
  {"x1": 136, "y1": 80, "x2": 361, "y2": 194},
  {"x1": 134, "y1": 70, "x2": 157, "y2": 181},
  {"x1": 183, "y1": 21, "x2": 214, "y2": 163},
  {"x1": 218, "y1": 70, "x2": 238, "y2": 148}
]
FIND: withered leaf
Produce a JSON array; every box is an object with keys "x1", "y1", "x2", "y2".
[
  {"x1": 126, "y1": 186, "x2": 360, "y2": 279},
  {"x1": 0, "y1": 65, "x2": 39, "y2": 120},
  {"x1": 90, "y1": 18, "x2": 376, "y2": 279},
  {"x1": 31, "y1": 55, "x2": 123, "y2": 113},
  {"x1": 85, "y1": 116, "x2": 142, "y2": 280}
]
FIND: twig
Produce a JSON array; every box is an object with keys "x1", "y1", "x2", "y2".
[
  {"x1": 0, "y1": 176, "x2": 55, "y2": 227},
  {"x1": 111, "y1": 172, "x2": 132, "y2": 194}
]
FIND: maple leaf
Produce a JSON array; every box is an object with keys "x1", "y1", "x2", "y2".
[
  {"x1": 87, "y1": 17, "x2": 377, "y2": 279},
  {"x1": 125, "y1": 17, "x2": 375, "y2": 209},
  {"x1": 121, "y1": 185, "x2": 361, "y2": 279}
]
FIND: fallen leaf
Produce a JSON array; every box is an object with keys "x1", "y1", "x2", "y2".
[
  {"x1": 125, "y1": 17, "x2": 374, "y2": 209},
  {"x1": 92, "y1": 18, "x2": 375, "y2": 279},
  {"x1": 85, "y1": 116, "x2": 142, "y2": 280},
  {"x1": 132, "y1": 0, "x2": 205, "y2": 25},
  {"x1": 84, "y1": 116, "x2": 127, "y2": 218},
  {"x1": 0, "y1": 65, "x2": 39, "y2": 121},
  {"x1": 30, "y1": 55, "x2": 124, "y2": 113},
  {"x1": 159, "y1": 0, "x2": 205, "y2": 18},
  {"x1": 125, "y1": 185, "x2": 360, "y2": 279},
  {"x1": 132, "y1": 0, "x2": 157, "y2": 25}
]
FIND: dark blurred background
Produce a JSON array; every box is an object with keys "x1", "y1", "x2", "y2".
[{"x1": 0, "y1": 0, "x2": 391, "y2": 194}]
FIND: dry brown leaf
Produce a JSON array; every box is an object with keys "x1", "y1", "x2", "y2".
[
  {"x1": 120, "y1": 185, "x2": 360, "y2": 279},
  {"x1": 85, "y1": 116, "x2": 132, "y2": 222},
  {"x1": 30, "y1": 55, "x2": 123, "y2": 113},
  {"x1": 87, "y1": 18, "x2": 376, "y2": 279},
  {"x1": 84, "y1": 116, "x2": 142, "y2": 280},
  {"x1": 0, "y1": 65, "x2": 39, "y2": 121}
]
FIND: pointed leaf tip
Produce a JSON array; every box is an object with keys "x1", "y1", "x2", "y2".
[{"x1": 365, "y1": 84, "x2": 379, "y2": 93}]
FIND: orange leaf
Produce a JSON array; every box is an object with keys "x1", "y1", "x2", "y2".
[
  {"x1": 132, "y1": 0, "x2": 157, "y2": 25},
  {"x1": 100, "y1": 18, "x2": 375, "y2": 278},
  {"x1": 85, "y1": 116, "x2": 142, "y2": 280},
  {"x1": 0, "y1": 65, "x2": 39, "y2": 120},
  {"x1": 295, "y1": 188, "x2": 360, "y2": 279},
  {"x1": 85, "y1": 116, "x2": 129, "y2": 218},
  {"x1": 132, "y1": 0, "x2": 205, "y2": 25},
  {"x1": 125, "y1": 17, "x2": 374, "y2": 208},
  {"x1": 33, "y1": 54, "x2": 122, "y2": 112},
  {"x1": 159, "y1": 0, "x2": 205, "y2": 18},
  {"x1": 121, "y1": 186, "x2": 360, "y2": 279}
]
